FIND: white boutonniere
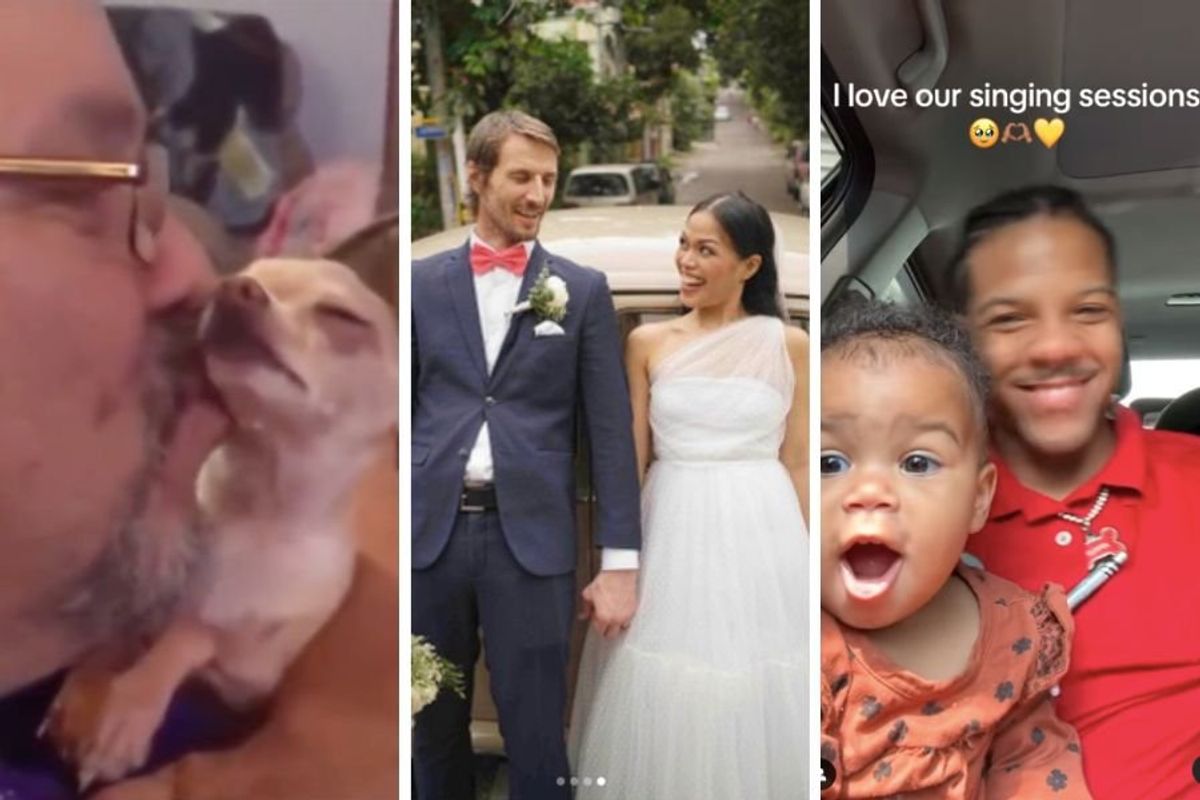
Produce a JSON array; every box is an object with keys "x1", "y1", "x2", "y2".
[{"x1": 528, "y1": 266, "x2": 569, "y2": 323}]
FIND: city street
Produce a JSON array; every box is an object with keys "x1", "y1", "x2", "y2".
[{"x1": 675, "y1": 87, "x2": 804, "y2": 217}]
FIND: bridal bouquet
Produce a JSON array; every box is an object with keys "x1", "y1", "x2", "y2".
[{"x1": 412, "y1": 635, "x2": 466, "y2": 718}]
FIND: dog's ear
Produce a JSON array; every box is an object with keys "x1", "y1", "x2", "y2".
[{"x1": 324, "y1": 215, "x2": 398, "y2": 311}]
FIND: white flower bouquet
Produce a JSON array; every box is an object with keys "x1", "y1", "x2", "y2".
[{"x1": 412, "y1": 635, "x2": 466, "y2": 719}]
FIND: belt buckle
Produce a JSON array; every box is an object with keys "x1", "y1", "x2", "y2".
[{"x1": 460, "y1": 490, "x2": 486, "y2": 513}]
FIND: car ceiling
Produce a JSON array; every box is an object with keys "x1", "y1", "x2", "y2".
[{"x1": 824, "y1": 0, "x2": 1200, "y2": 359}]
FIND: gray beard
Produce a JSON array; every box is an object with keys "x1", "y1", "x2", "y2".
[
  {"x1": 58, "y1": 310, "x2": 213, "y2": 642},
  {"x1": 59, "y1": 467, "x2": 209, "y2": 641}
]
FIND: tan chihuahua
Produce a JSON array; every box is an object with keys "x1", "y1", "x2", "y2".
[{"x1": 56, "y1": 258, "x2": 398, "y2": 787}]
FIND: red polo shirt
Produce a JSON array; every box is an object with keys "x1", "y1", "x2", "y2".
[{"x1": 967, "y1": 407, "x2": 1200, "y2": 798}]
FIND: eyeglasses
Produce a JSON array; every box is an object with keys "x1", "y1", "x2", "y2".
[{"x1": 0, "y1": 143, "x2": 169, "y2": 264}]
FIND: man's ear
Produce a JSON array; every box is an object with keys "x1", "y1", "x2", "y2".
[
  {"x1": 968, "y1": 460, "x2": 998, "y2": 534},
  {"x1": 466, "y1": 160, "x2": 484, "y2": 200}
]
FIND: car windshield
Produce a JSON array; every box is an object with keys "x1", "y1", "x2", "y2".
[{"x1": 567, "y1": 173, "x2": 630, "y2": 198}]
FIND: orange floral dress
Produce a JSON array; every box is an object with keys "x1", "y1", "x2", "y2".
[{"x1": 821, "y1": 566, "x2": 1091, "y2": 798}]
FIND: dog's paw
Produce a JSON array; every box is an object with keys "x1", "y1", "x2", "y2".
[
  {"x1": 77, "y1": 671, "x2": 172, "y2": 789},
  {"x1": 41, "y1": 657, "x2": 122, "y2": 766}
]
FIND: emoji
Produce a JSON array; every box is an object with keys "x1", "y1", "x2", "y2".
[
  {"x1": 969, "y1": 118, "x2": 999, "y2": 149},
  {"x1": 1002, "y1": 122, "x2": 1032, "y2": 144},
  {"x1": 1034, "y1": 118, "x2": 1065, "y2": 148}
]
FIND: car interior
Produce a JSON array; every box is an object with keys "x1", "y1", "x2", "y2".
[{"x1": 821, "y1": 0, "x2": 1200, "y2": 432}]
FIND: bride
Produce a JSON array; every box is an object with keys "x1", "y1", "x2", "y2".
[{"x1": 569, "y1": 191, "x2": 809, "y2": 799}]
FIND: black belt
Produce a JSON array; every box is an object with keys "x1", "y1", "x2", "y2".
[{"x1": 460, "y1": 483, "x2": 498, "y2": 512}]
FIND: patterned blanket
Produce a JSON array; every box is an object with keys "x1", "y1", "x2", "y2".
[
  {"x1": 0, "y1": 670, "x2": 254, "y2": 800},
  {"x1": 107, "y1": 6, "x2": 296, "y2": 232}
]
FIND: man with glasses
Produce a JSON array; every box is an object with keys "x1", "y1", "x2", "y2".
[{"x1": 0, "y1": 2, "x2": 395, "y2": 798}]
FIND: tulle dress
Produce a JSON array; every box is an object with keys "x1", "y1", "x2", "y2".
[{"x1": 569, "y1": 315, "x2": 808, "y2": 799}]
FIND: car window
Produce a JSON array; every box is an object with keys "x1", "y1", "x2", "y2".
[
  {"x1": 819, "y1": 57, "x2": 875, "y2": 259},
  {"x1": 567, "y1": 173, "x2": 630, "y2": 198},
  {"x1": 820, "y1": 116, "x2": 844, "y2": 195},
  {"x1": 633, "y1": 167, "x2": 657, "y2": 194},
  {"x1": 880, "y1": 265, "x2": 924, "y2": 305},
  {"x1": 1125, "y1": 358, "x2": 1200, "y2": 406}
]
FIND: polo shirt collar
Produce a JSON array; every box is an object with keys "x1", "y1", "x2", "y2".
[{"x1": 989, "y1": 405, "x2": 1147, "y2": 522}]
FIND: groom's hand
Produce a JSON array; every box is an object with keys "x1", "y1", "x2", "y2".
[{"x1": 579, "y1": 570, "x2": 639, "y2": 639}]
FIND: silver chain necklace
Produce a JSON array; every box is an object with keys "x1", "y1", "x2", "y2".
[
  {"x1": 1057, "y1": 486, "x2": 1110, "y2": 540},
  {"x1": 1056, "y1": 485, "x2": 1129, "y2": 612}
]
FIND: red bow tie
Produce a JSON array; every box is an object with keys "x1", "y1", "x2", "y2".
[{"x1": 470, "y1": 243, "x2": 528, "y2": 276}]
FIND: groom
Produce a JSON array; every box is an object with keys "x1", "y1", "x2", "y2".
[{"x1": 412, "y1": 110, "x2": 642, "y2": 799}]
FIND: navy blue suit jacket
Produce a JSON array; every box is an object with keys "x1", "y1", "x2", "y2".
[{"x1": 411, "y1": 242, "x2": 641, "y2": 576}]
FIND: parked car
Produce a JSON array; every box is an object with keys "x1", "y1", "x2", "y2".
[
  {"x1": 785, "y1": 139, "x2": 810, "y2": 212},
  {"x1": 562, "y1": 163, "x2": 668, "y2": 208},
  {"x1": 714, "y1": 104, "x2": 733, "y2": 122},
  {"x1": 410, "y1": 205, "x2": 808, "y2": 756},
  {"x1": 642, "y1": 162, "x2": 675, "y2": 204}
]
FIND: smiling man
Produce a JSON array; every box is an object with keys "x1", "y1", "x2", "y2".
[
  {"x1": 411, "y1": 109, "x2": 642, "y2": 800},
  {"x1": 955, "y1": 185, "x2": 1200, "y2": 798}
]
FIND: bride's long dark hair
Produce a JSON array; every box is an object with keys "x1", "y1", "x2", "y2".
[{"x1": 688, "y1": 192, "x2": 785, "y2": 319}]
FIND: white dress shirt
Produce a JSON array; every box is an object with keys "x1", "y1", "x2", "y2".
[
  {"x1": 462, "y1": 231, "x2": 528, "y2": 484},
  {"x1": 463, "y1": 231, "x2": 638, "y2": 571}
]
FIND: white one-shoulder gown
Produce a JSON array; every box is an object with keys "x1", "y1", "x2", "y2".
[{"x1": 569, "y1": 315, "x2": 808, "y2": 800}]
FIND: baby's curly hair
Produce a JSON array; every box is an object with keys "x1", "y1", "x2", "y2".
[{"x1": 822, "y1": 297, "x2": 992, "y2": 447}]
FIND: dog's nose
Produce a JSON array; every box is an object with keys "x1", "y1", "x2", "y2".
[{"x1": 218, "y1": 276, "x2": 269, "y2": 309}]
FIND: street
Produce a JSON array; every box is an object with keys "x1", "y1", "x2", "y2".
[{"x1": 675, "y1": 87, "x2": 804, "y2": 217}]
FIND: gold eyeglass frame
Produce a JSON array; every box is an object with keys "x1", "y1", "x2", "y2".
[
  {"x1": 0, "y1": 147, "x2": 167, "y2": 263},
  {"x1": 0, "y1": 157, "x2": 143, "y2": 183}
]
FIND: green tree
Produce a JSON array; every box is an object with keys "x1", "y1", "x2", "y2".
[
  {"x1": 415, "y1": 1, "x2": 643, "y2": 150},
  {"x1": 413, "y1": 0, "x2": 643, "y2": 211},
  {"x1": 507, "y1": 38, "x2": 640, "y2": 152},
  {"x1": 413, "y1": 0, "x2": 568, "y2": 120},
  {"x1": 589, "y1": 74, "x2": 645, "y2": 160},
  {"x1": 709, "y1": 0, "x2": 807, "y2": 135},
  {"x1": 624, "y1": 4, "x2": 701, "y2": 97},
  {"x1": 668, "y1": 69, "x2": 713, "y2": 150},
  {"x1": 411, "y1": 149, "x2": 442, "y2": 238},
  {"x1": 506, "y1": 38, "x2": 599, "y2": 144}
]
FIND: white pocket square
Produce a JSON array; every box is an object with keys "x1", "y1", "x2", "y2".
[{"x1": 534, "y1": 320, "x2": 566, "y2": 337}]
